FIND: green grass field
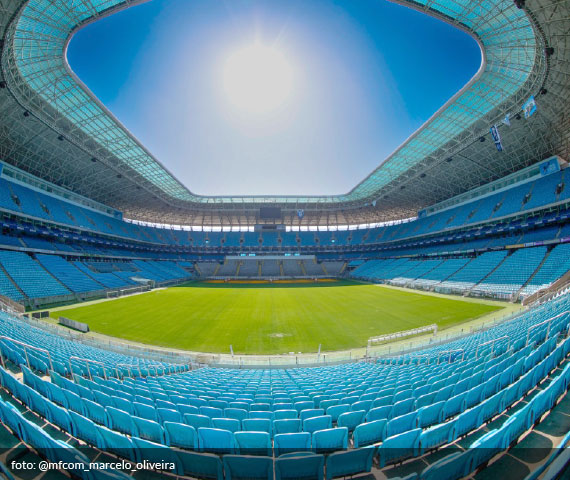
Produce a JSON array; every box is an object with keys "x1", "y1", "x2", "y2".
[{"x1": 57, "y1": 281, "x2": 503, "y2": 354}]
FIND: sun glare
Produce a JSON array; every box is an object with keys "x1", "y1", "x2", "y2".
[{"x1": 223, "y1": 44, "x2": 294, "y2": 114}]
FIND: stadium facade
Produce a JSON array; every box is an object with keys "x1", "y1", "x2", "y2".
[
  {"x1": 0, "y1": 0, "x2": 568, "y2": 227},
  {"x1": 0, "y1": 2, "x2": 569, "y2": 479}
]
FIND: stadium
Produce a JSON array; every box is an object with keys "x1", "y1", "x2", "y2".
[{"x1": 0, "y1": 0, "x2": 568, "y2": 478}]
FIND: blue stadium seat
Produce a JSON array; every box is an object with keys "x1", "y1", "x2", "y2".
[
  {"x1": 418, "y1": 420, "x2": 456, "y2": 453},
  {"x1": 351, "y1": 400, "x2": 373, "y2": 412},
  {"x1": 416, "y1": 401, "x2": 444, "y2": 428},
  {"x1": 326, "y1": 404, "x2": 350, "y2": 423},
  {"x1": 234, "y1": 431, "x2": 272, "y2": 456},
  {"x1": 319, "y1": 399, "x2": 339, "y2": 411},
  {"x1": 325, "y1": 447, "x2": 374, "y2": 480},
  {"x1": 433, "y1": 385, "x2": 453, "y2": 404},
  {"x1": 394, "y1": 389, "x2": 413, "y2": 403},
  {"x1": 212, "y1": 417, "x2": 241, "y2": 433},
  {"x1": 176, "y1": 450, "x2": 223, "y2": 479},
  {"x1": 132, "y1": 416, "x2": 165, "y2": 444},
  {"x1": 69, "y1": 411, "x2": 104, "y2": 448},
  {"x1": 19, "y1": 418, "x2": 53, "y2": 458},
  {"x1": 274, "y1": 432, "x2": 312, "y2": 456},
  {"x1": 464, "y1": 384, "x2": 485, "y2": 409},
  {"x1": 451, "y1": 378, "x2": 471, "y2": 397},
  {"x1": 501, "y1": 404, "x2": 533, "y2": 448},
  {"x1": 112, "y1": 396, "x2": 135, "y2": 415},
  {"x1": 243, "y1": 418, "x2": 272, "y2": 435},
  {"x1": 45, "y1": 401, "x2": 72, "y2": 432},
  {"x1": 312, "y1": 427, "x2": 348, "y2": 453},
  {"x1": 157, "y1": 407, "x2": 182, "y2": 424},
  {"x1": 273, "y1": 409, "x2": 297, "y2": 420},
  {"x1": 531, "y1": 388, "x2": 555, "y2": 422},
  {"x1": 340, "y1": 395, "x2": 359, "y2": 406},
  {"x1": 52, "y1": 440, "x2": 91, "y2": 479},
  {"x1": 200, "y1": 406, "x2": 224, "y2": 419},
  {"x1": 164, "y1": 421, "x2": 197, "y2": 449},
  {"x1": 230, "y1": 401, "x2": 250, "y2": 411},
  {"x1": 378, "y1": 428, "x2": 421, "y2": 467},
  {"x1": 479, "y1": 391, "x2": 505, "y2": 424},
  {"x1": 371, "y1": 395, "x2": 392, "y2": 408},
  {"x1": 251, "y1": 403, "x2": 271, "y2": 412},
  {"x1": 131, "y1": 437, "x2": 181, "y2": 473},
  {"x1": 455, "y1": 404, "x2": 484, "y2": 438},
  {"x1": 274, "y1": 419, "x2": 301, "y2": 434},
  {"x1": 366, "y1": 405, "x2": 391, "y2": 422},
  {"x1": 275, "y1": 453, "x2": 324, "y2": 480},
  {"x1": 467, "y1": 429, "x2": 504, "y2": 473},
  {"x1": 188, "y1": 397, "x2": 208, "y2": 408},
  {"x1": 517, "y1": 372, "x2": 535, "y2": 400},
  {"x1": 83, "y1": 399, "x2": 108, "y2": 425},
  {"x1": 198, "y1": 427, "x2": 236, "y2": 454},
  {"x1": 303, "y1": 415, "x2": 332, "y2": 434},
  {"x1": 156, "y1": 399, "x2": 177, "y2": 410},
  {"x1": 300, "y1": 408, "x2": 324, "y2": 421},
  {"x1": 250, "y1": 411, "x2": 274, "y2": 421},
  {"x1": 225, "y1": 407, "x2": 248, "y2": 423},
  {"x1": 353, "y1": 419, "x2": 386, "y2": 447},
  {"x1": 387, "y1": 411, "x2": 417, "y2": 437},
  {"x1": 391, "y1": 398, "x2": 414, "y2": 418},
  {"x1": 96, "y1": 426, "x2": 137, "y2": 461},
  {"x1": 184, "y1": 413, "x2": 212, "y2": 429},
  {"x1": 210, "y1": 399, "x2": 229, "y2": 410},
  {"x1": 106, "y1": 407, "x2": 137, "y2": 436},
  {"x1": 337, "y1": 410, "x2": 366, "y2": 432},
  {"x1": 178, "y1": 404, "x2": 200, "y2": 416},
  {"x1": 443, "y1": 392, "x2": 466, "y2": 419},
  {"x1": 223, "y1": 455, "x2": 273, "y2": 480},
  {"x1": 134, "y1": 401, "x2": 158, "y2": 421},
  {"x1": 295, "y1": 401, "x2": 314, "y2": 412}
]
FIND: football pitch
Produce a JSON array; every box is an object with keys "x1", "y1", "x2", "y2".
[{"x1": 56, "y1": 280, "x2": 504, "y2": 354}]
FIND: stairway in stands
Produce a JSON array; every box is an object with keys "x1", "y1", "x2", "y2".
[
  {"x1": 32, "y1": 256, "x2": 73, "y2": 293},
  {"x1": 514, "y1": 249, "x2": 553, "y2": 302},
  {"x1": 467, "y1": 252, "x2": 511, "y2": 295},
  {"x1": 0, "y1": 263, "x2": 25, "y2": 301}
]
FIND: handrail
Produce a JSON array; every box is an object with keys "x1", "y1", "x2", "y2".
[
  {"x1": 0, "y1": 296, "x2": 25, "y2": 315},
  {"x1": 525, "y1": 310, "x2": 570, "y2": 346},
  {"x1": 475, "y1": 335, "x2": 510, "y2": 359},
  {"x1": 437, "y1": 348, "x2": 465, "y2": 364},
  {"x1": 117, "y1": 363, "x2": 143, "y2": 378},
  {"x1": 408, "y1": 353, "x2": 430, "y2": 364},
  {"x1": 0, "y1": 335, "x2": 53, "y2": 371},
  {"x1": 69, "y1": 356, "x2": 108, "y2": 381}
]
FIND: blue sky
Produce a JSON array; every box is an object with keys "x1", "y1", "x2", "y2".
[{"x1": 68, "y1": 0, "x2": 481, "y2": 196}]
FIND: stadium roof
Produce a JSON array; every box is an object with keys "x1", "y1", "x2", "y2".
[{"x1": 0, "y1": 0, "x2": 568, "y2": 227}]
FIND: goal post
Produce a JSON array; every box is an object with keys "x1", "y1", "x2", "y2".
[{"x1": 106, "y1": 285, "x2": 150, "y2": 299}]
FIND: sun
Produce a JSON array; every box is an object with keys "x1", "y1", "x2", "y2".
[{"x1": 223, "y1": 44, "x2": 294, "y2": 114}]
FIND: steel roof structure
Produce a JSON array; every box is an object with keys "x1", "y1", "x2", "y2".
[{"x1": 0, "y1": 0, "x2": 568, "y2": 227}]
